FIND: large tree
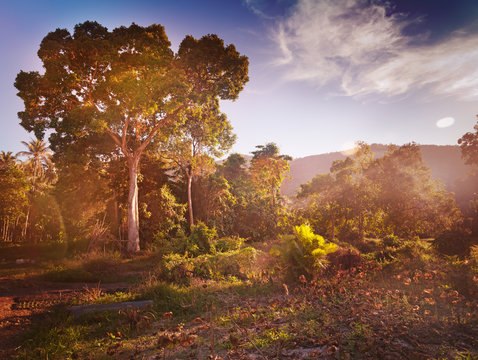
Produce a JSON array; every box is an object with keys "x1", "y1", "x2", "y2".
[
  {"x1": 161, "y1": 100, "x2": 235, "y2": 227},
  {"x1": 458, "y1": 118, "x2": 478, "y2": 234},
  {"x1": 458, "y1": 118, "x2": 478, "y2": 167},
  {"x1": 15, "y1": 21, "x2": 248, "y2": 253},
  {"x1": 250, "y1": 143, "x2": 292, "y2": 207}
]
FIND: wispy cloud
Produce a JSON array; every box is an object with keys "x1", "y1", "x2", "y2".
[
  {"x1": 272, "y1": 0, "x2": 478, "y2": 100},
  {"x1": 243, "y1": 0, "x2": 277, "y2": 20}
]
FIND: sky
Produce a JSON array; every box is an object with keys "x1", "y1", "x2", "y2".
[{"x1": 1, "y1": 0, "x2": 478, "y2": 159}]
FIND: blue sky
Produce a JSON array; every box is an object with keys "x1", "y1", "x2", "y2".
[{"x1": 2, "y1": 0, "x2": 478, "y2": 158}]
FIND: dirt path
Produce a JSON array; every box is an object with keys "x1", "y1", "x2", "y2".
[{"x1": 0, "y1": 276, "x2": 133, "y2": 358}]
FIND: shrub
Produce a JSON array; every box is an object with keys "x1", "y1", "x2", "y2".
[
  {"x1": 151, "y1": 227, "x2": 188, "y2": 254},
  {"x1": 215, "y1": 236, "x2": 244, "y2": 253},
  {"x1": 281, "y1": 224, "x2": 337, "y2": 277},
  {"x1": 193, "y1": 247, "x2": 259, "y2": 280},
  {"x1": 470, "y1": 245, "x2": 478, "y2": 264},
  {"x1": 338, "y1": 225, "x2": 361, "y2": 243},
  {"x1": 433, "y1": 229, "x2": 473, "y2": 257},
  {"x1": 161, "y1": 253, "x2": 194, "y2": 284},
  {"x1": 187, "y1": 222, "x2": 217, "y2": 256},
  {"x1": 382, "y1": 234, "x2": 400, "y2": 248},
  {"x1": 327, "y1": 248, "x2": 364, "y2": 272}
]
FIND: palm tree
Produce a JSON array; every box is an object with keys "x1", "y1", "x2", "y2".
[
  {"x1": 16, "y1": 139, "x2": 55, "y2": 241},
  {"x1": 0, "y1": 151, "x2": 17, "y2": 169},
  {"x1": 17, "y1": 139, "x2": 54, "y2": 188}
]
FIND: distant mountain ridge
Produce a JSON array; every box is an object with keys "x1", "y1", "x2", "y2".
[{"x1": 281, "y1": 144, "x2": 474, "y2": 197}]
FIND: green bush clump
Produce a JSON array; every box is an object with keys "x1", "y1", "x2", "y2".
[
  {"x1": 161, "y1": 253, "x2": 194, "y2": 284},
  {"x1": 215, "y1": 236, "x2": 244, "y2": 253},
  {"x1": 382, "y1": 234, "x2": 401, "y2": 248},
  {"x1": 281, "y1": 224, "x2": 337, "y2": 277},
  {"x1": 187, "y1": 222, "x2": 217, "y2": 256},
  {"x1": 160, "y1": 246, "x2": 259, "y2": 282},
  {"x1": 193, "y1": 247, "x2": 258, "y2": 280},
  {"x1": 470, "y1": 245, "x2": 478, "y2": 264}
]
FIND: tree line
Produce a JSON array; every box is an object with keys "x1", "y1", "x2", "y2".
[{"x1": 2, "y1": 21, "x2": 478, "y2": 256}]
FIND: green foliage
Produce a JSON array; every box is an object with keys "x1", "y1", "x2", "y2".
[
  {"x1": 470, "y1": 245, "x2": 478, "y2": 264},
  {"x1": 141, "y1": 183, "x2": 186, "y2": 249},
  {"x1": 250, "y1": 142, "x2": 291, "y2": 206},
  {"x1": 16, "y1": 21, "x2": 249, "y2": 252},
  {"x1": 0, "y1": 160, "x2": 29, "y2": 241},
  {"x1": 160, "y1": 100, "x2": 236, "y2": 227},
  {"x1": 160, "y1": 244, "x2": 258, "y2": 283},
  {"x1": 28, "y1": 193, "x2": 66, "y2": 244},
  {"x1": 382, "y1": 234, "x2": 401, "y2": 248},
  {"x1": 252, "y1": 327, "x2": 293, "y2": 348},
  {"x1": 297, "y1": 143, "x2": 463, "y2": 243},
  {"x1": 193, "y1": 247, "x2": 258, "y2": 280},
  {"x1": 215, "y1": 235, "x2": 244, "y2": 252},
  {"x1": 187, "y1": 221, "x2": 217, "y2": 256},
  {"x1": 192, "y1": 172, "x2": 237, "y2": 236},
  {"x1": 161, "y1": 253, "x2": 194, "y2": 284},
  {"x1": 458, "y1": 119, "x2": 478, "y2": 167},
  {"x1": 280, "y1": 224, "x2": 337, "y2": 277}
]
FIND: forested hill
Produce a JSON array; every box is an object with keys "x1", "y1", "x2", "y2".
[{"x1": 281, "y1": 144, "x2": 474, "y2": 197}]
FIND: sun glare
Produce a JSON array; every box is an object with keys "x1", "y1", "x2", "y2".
[
  {"x1": 436, "y1": 117, "x2": 455, "y2": 128},
  {"x1": 341, "y1": 141, "x2": 358, "y2": 156}
]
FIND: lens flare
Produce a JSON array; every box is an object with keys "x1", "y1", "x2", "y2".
[
  {"x1": 341, "y1": 141, "x2": 358, "y2": 156},
  {"x1": 436, "y1": 117, "x2": 455, "y2": 128}
]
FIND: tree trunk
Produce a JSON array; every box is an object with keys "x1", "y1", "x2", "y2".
[
  {"x1": 330, "y1": 209, "x2": 335, "y2": 240},
  {"x1": 2, "y1": 219, "x2": 6, "y2": 242},
  {"x1": 113, "y1": 189, "x2": 121, "y2": 241},
  {"x1": 187, "y1": 172, "x2": 194, "y2": 227},
  {"x1": 126, "y1": 156, "x2": 141, "y2": 253},
  {"x1": 22, "y1": 206, "x2": 30, "y2": 242},
  {"x1": 358, "y1": 211, "x2": 365, "y2": 242}
]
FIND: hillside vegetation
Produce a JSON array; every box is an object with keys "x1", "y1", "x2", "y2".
[{"x1": 282, "y1": 144, "x2": 474, "y2": 197}]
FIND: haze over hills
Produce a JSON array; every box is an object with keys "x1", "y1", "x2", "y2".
[{"x1": 281, "y1": 144, "x2": 474, "y2": 197}]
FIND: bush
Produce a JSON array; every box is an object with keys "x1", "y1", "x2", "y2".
[
  {"x1": 151, "y1": 227, "x2": 188, "y2": 254},
  {"x1": 187, "y1": 222, "x2": 217, "y2": 256},
  {"x1": 382, "y1": 234, "x2": 400, "y2": 248},
  {"x1": 327, "y1": 248, "x2": 364, "y2": 272},
  {"x1": 470, "y1": 245, "x2": 478, "y2": 264},
  {"x1": 215, "y1": 236, "x2": 244, "y2": 253},
  {"x1": 433, "y1": 229, "x2": 473, "y2": 257},
  {"x1": 160, "y1": 247, "x2": 259, "y2": 281},
  {"x1": 192, "y1": 247, "x2": 259, "y2": 280},
  {"x1": 337, "y1": 225, "x2": 361, "y2": 243},
  {"x1": 161, "y1": 253, "x2": 194, "y2": 284},
  {"x1": 280, "y1": 224, "x2": 337, "y2": 277}
]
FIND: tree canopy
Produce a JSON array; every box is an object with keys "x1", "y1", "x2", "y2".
[
  {"x1": 15, "y1": 21, "x2": 249, "y2": 253},
  {"x1": 458, "y1": 118, "x2": 478, "y2": 167}
]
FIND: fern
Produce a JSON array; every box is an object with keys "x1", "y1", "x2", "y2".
[{"x1": 282, "y1": 224, "x2": 338, "y2": 276}]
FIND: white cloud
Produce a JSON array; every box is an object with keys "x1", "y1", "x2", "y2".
[
  {"x1": 244, "y1": 0, "x2": 277, "y2": 19},
  {"x1": 272, "y1": 0, "x2": 478, "y2": 100}
]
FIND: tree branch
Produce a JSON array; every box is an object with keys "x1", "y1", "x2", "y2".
[{"x1": 136, "y1": 102, "x2": 190, "y2": 155}]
